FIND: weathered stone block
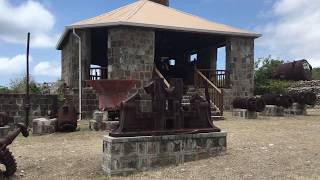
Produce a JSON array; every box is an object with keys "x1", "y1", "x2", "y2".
[
  {"x1": 284, "y1": 103, "x2": 307, "y2": 116},
  {"x1": 32, "y1": 118, "x2": 56, "y2": 135},
  {"x1": 232, "y1": 109, "x2": 258, "y2": 119},
  {"x1": 260, "y1": 105, "x2": 285, "y2": 116},
  {"x1": 93, "y1": 111, "x2": 104, "y2": 122}
]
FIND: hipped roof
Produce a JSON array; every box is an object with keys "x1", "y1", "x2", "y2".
[{"x1": 57, "y1": 0, "x2": 261, "y2": 49}]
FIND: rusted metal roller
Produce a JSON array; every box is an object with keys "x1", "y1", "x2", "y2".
[
  {"x1": 290, "y1": 92, "x2": 317, "y2": 106},
  {"x1": 232, "y1": 97, "x2": 266, "y2": 112},
  {"x1": 57, "y1": 103, "x2": 78, "y2": 132},
  {"x1": 261, "y1": 94, "x2": 293, "y2": 108}
]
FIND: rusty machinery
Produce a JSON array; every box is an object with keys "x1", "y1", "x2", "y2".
[
  {"x1": 0, "y1": 33, "x2": 31, "y2": 177},
  {"x1": 261, "y1": 92, "x2": 317, "y2": 108},
  {"x1": 232, "y1": 97, "x2": 266, "y2": 112},
  {"x1": 0, "y1": 113, "x2": 29, "y2": 177},
  {"x1": 57, "y1": 102, "x2": 78, "y2": 132},
  {"x1": 110, "y1": 78, "x2": 221, "y2": 137},
  {"x1": 273, "y1": 59, "x2": 313, "y2": 81},
  {"x1": 261, "y1": 94, "x2": 293, "y2": 108},
  {"x1": 289, "y1": 92, "x2": 317, "y2": 106}
]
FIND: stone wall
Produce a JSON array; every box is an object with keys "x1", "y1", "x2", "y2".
[
  {"x1": 288, "y1": 80, "x2": 320, "y2": 105},
  {"x1": 61, "y1": 32, "x2": 78, "y2": 89},
  {"x1": 0, "y1": 94, "x2": 58, "y2": 123},
  {"x1": 61, "y1": 29, "x2": 91, "y2": 89},
  {"x1": 225, "y1": 37, "x2": 255, "y2": 110},
  {"x1": 102, "y1": 132, "x2": 227, "y2": 176},
  {"x1": 108, "y1": 27, "x2": 155, "y2": 112},
  {"x1": 68, "y1": 87, "x2": 99, "y2": 119}
]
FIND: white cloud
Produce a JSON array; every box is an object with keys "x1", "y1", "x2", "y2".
[
  {"x1": 0, "y1": 54, "x2": 29, "y2": 76},
  {"x1": 33, "y1": 61, "x2": 60, "y2": 77},
  {"x1": 256, "y1": 0, "x2": 320, "y2": 67},
  {"x1": 0, "y1": 0, "x2": 59, "y2": 48}
]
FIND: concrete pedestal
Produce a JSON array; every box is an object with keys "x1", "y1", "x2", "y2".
[
  {"x1": 102, "y1": 132, "x2": 227, "y2": 176},
  {"x1": 89, "y1": 120, "x2": 119, "y2": 131},
  {"x1": 284, "y1": 103, "x2": 307, "y2": 116},
  {"x1": 260, "y1": 105, "x2": 285, "y2": 116},
  {"x1": 232, "y1": 109, "x2": 258, "y2": 119},
  {"x1": 0, "y1": 125, "x2": 10, "y2": 138}
]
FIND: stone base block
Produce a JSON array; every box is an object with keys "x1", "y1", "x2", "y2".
[
  {"x1": 260, "y1": 105, "x2": 285, "y2": 116},
  {"x1": 0, "y1": 125, "x2": 10, "y2": 138},
  {"x1": 90, "y1": 120, "x2": 119, "y2": 131},
  {"x1": 232, "y1": 109, "x2": 258, "y2": 119},
  {"x1": 33, "y1": 118, "x2": 57, "y2": 135},
  {"x1": 284, "y1": 103, "x2": 307, "y2": 116},
  {"x1": 102, "y1": 132, "x2": 227, "y2": 176}
]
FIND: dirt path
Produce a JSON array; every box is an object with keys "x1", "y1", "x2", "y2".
[{"x1": 5, "y1": 109, "x2": 320, "y2": 180}]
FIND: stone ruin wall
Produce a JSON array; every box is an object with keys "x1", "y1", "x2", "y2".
[
  {"x1": 288, "y1": 80, "x2": 320, "y2": 106},
  {"x1": 0, "y1": 94, "x2": 58, "y2": 126}
]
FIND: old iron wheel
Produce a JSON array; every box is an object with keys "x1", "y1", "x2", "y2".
[{"x1": 0, "y1": 148, "x2": 17, "y2": 177}]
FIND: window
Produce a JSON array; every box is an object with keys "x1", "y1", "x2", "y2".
[
  {"x1": 169, "y1": 59, "x2": 176, "y2": 66},
  {"x1": 190, "y1": 53, "x2": 198, "y2": 62}
]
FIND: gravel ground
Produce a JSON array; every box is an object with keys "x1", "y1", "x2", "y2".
[{"x1": 4, "y1": 108, "x2": 320, "y2": 180}]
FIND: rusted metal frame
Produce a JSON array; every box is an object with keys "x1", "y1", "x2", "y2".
[
  {"x1": 154, "y1": 67, "x2": 170, "y2": 88},
  {"x1": 0, "y1": 124, "x2": 28, "y2": 150}
]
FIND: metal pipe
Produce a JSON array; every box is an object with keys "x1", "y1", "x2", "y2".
[
  {"x1": 73, "y1": 29, "x2": 82, "y2": 121},
  {"x1": 25, "y1": 32, "x2": 31, "y2": 128}
]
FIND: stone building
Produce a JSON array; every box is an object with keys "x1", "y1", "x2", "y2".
[{"x1": 56, "y1": 0, "x2": 260, "y2": 117}]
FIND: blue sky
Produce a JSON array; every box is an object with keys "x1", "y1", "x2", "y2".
[{"x1": 0, "y1": 0, "x2": 319, "y2": 86}]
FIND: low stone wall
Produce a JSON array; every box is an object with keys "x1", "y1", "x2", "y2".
[
  {"x1": 102, "y1": 132, "x2": 227, "y2": 176},
  {"x1": 0, "y1": 93, "x2": 58, "y2": 122}
]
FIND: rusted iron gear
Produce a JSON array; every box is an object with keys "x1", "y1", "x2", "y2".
[
  {"x1": 232, "y1": 97, "x2": 266, "y2": 112},
  {"x1": 0, "y1": 148, "x2": 17, "y2": 177}
]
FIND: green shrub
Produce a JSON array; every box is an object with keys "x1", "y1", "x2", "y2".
[
  {"x1": 0, "y1": 86, "x2": 10, "y2": 93},
  {"x1": 312, "y1": 67, "x2": 320, "y2": 80},
  {"x1": 254, "y1": 79, "x2": 293, "y2": 95},
  {"x1": 254, "y1": 56, "x2": 292, "y2": 95}
]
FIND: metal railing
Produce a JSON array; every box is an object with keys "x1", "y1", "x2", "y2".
[
  {"x1": 197, "y1": 69, "x2": 230, "y2": 88},
  {"x1": 89, "y1": 67, "x2": 108, "y2": 80},
  {"x1": 194, "y1": 69, "x2": 224, "y2": 116}
]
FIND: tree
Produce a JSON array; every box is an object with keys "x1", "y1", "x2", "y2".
[
  {"x1": 254, "y1": 56, "x2": 292, "y2": 95},
  {"x1": 312, "y1": 67, "x2": 320, "y2": 80},
  {"x1": 0, "y1": 86, "x2": 10, "y2": 93},
  {"x1": 9, "y1": 75, "x2": 41, "y2": 94}
]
